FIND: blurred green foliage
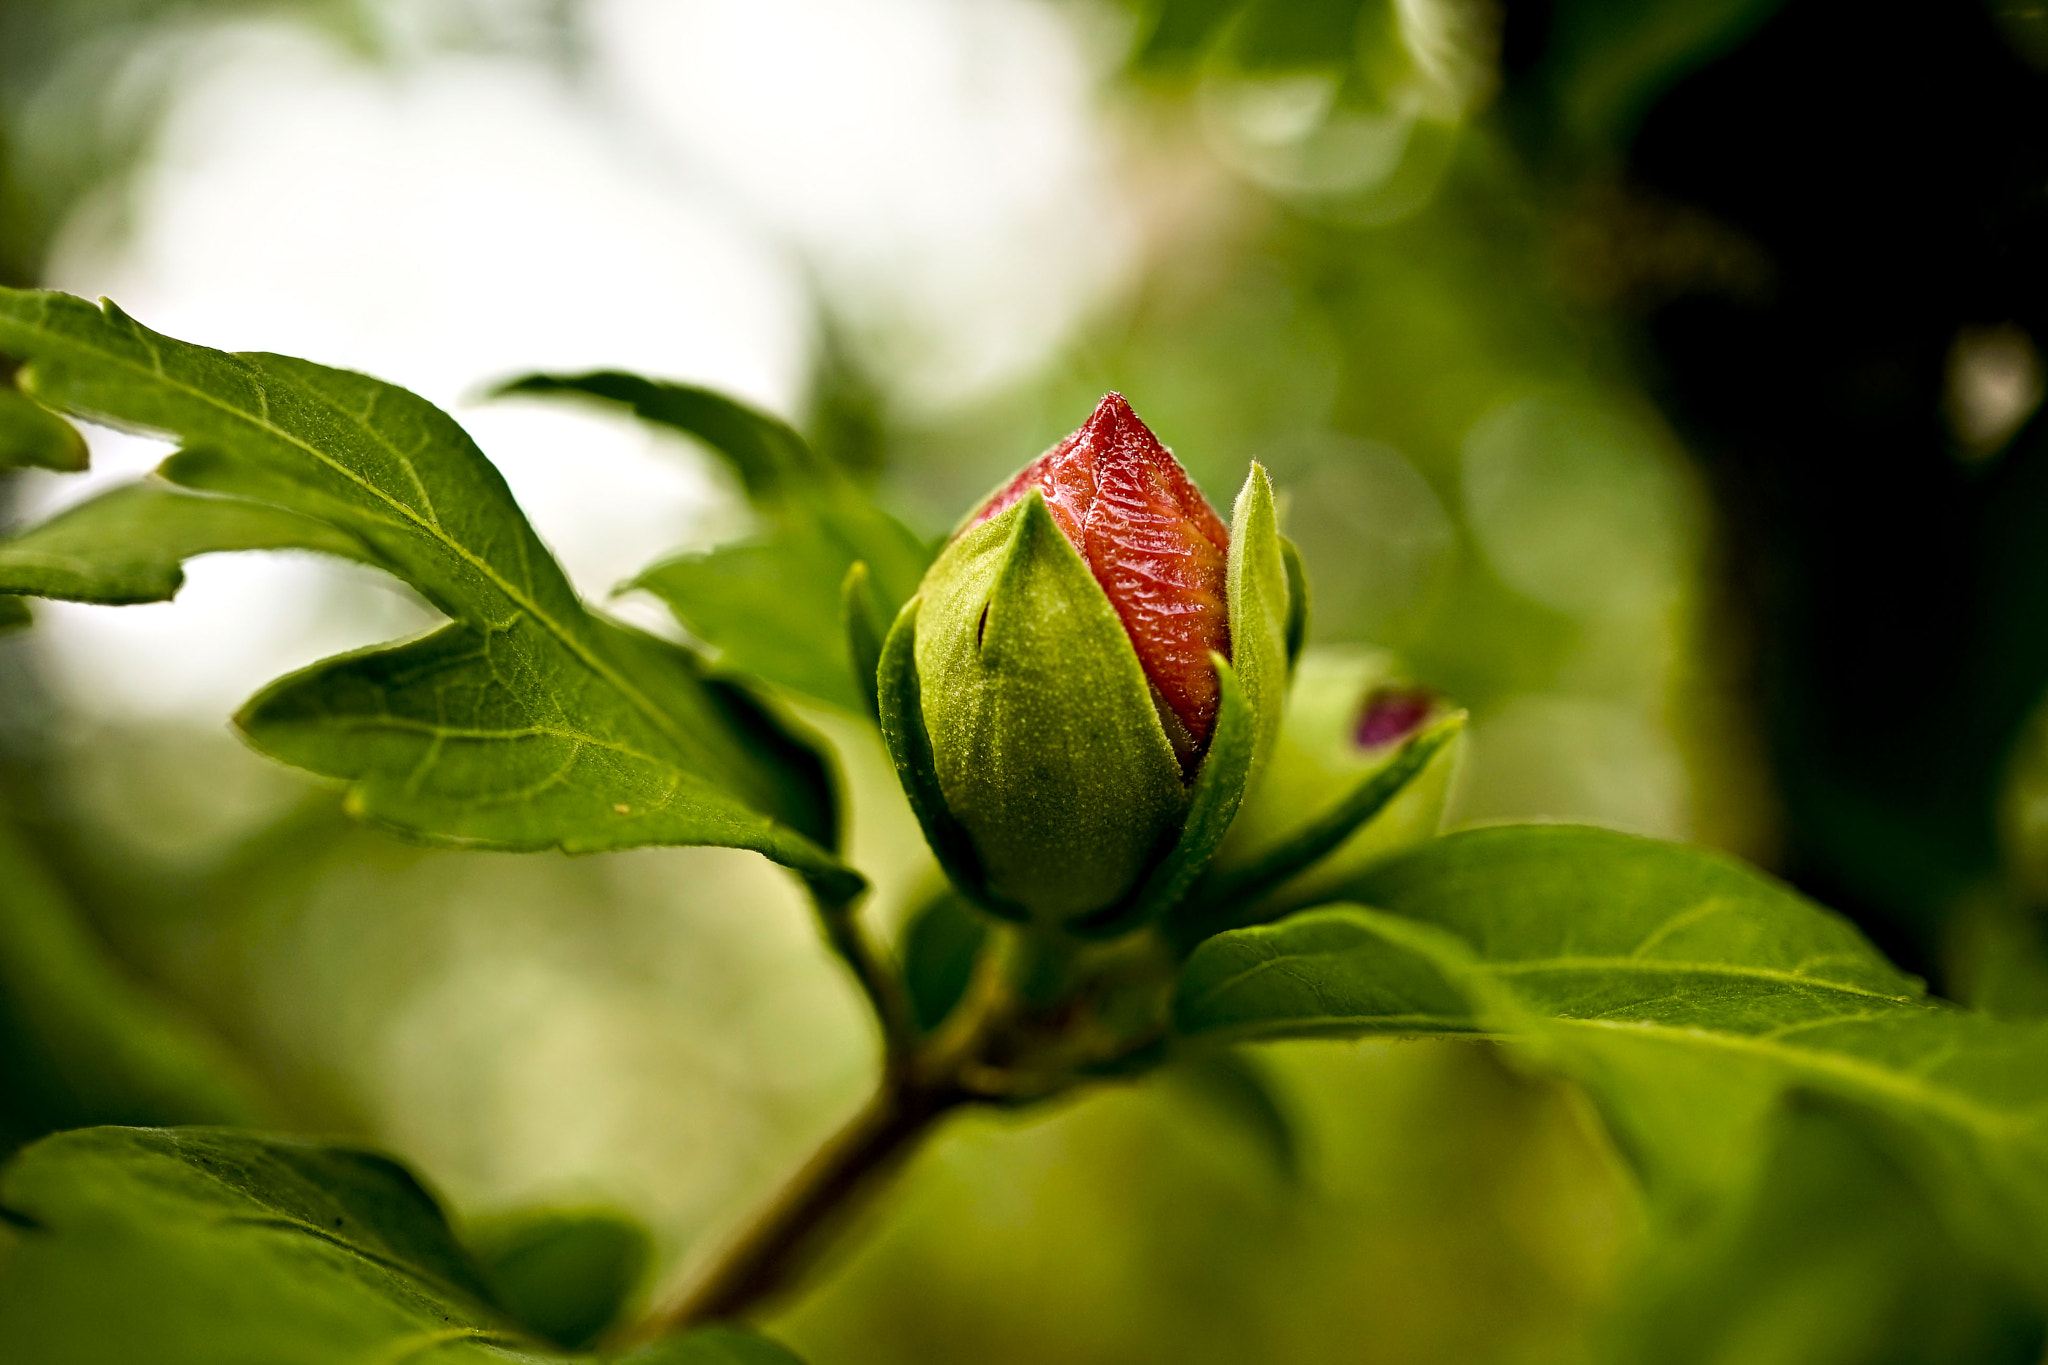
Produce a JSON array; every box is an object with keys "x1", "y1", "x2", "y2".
[{"x1": 7, "y1": 0, "x2": 2048, "y2": 1362}]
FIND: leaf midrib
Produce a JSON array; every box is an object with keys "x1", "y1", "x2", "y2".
[
  {"x1": 1186, "y1": 945, "x2": 1910, "y2": 1021},
  {"x1": 1555, "y1": 1017, "x2": 2044, "y2": 1145},
  {"x1": 1483, "y1": 956, "x2": 1914, "y2": 1001},
  {"x1": 27, "y1": 310, "x2": 757, "y2": 815}
]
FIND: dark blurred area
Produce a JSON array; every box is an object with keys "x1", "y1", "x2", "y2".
[
  {"x1": 7, "y1": 0, "x2": 2048, "y2": 1360},
  {"x1": 1618, "y1": 0, "x2": 2048, "y2": 975}
]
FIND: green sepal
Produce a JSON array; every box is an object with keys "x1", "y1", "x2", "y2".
[
  {"x1": 912, "y1": 491, "x2": 1187, "y2": 926},
  {"x1": 1226, "y1": 464, "x2": 1291, "y2": 787},
  {"x1": 1200, "y1": 649, "x2": 1466, "y2": 927},
  {"x1": 1166, "y1": 710, "x2": 1467, "y2": 951},
  {"x1": 1279, "y1": 535, "x2": 1309, "y2": 674},
  {"x1": 1067, "y1": 653, "x2": 1255, "y2": 938},
  {"x1": 899, "y1": 886, "x2": 990, "y2": 1032},
  {"x1": 0, "y1": 383, "x2": 86, "y2": 471},
  {"x1": 841, "y1": 559, "x2": 889, "y2": 724},
  {"x1": 876, "y1": 597, "x2": 1026, "y2": 921}
]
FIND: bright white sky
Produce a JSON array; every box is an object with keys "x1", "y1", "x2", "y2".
[{"x1": 24, "y1": 0, "x2": 1136, "y2": 723}]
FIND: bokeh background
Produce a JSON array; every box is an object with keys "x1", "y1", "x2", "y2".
[{"x1": 6, "y1": 0, "x2": 2048, "y2": 1359}]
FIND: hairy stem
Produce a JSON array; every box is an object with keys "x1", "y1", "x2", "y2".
[
  {"x1": 810, "y1": 882, "x2": 916, "y2": 1066},
  {"x1": 649, "y1": 1072, "x2": 965, "y2": 1332},
  {"x1": 640, "y1": 927, "x2": 1023, "y2": 1338}
]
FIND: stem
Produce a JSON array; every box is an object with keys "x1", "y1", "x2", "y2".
[
  {"x1": 648, "y1": 1072, "x2": 965, "y2": 1332},
  {"x1": 637, "y1": 925, "x2": 1023, "y2": 1338},
  {"x1": 810, "y1": 881, "x2": 915, "y2": 1067}
]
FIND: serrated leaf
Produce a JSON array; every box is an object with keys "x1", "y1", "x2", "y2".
[
  {"x1": 1176, "y1": 826, "x2": 2048, "y2": 1263},
  {"x1": 0, "y1": 817, "x2": 271, "y2": 1154},
  {"x1": 635, "y1": 535, "x2": 864, "y2": 714},
  {"x1": 0, "y1": 1126, "x2": 563, "y2": 1364},
  {"x1": 0, "y1": 384, "x2": 87, "y2": 471},
  {"x1": 501, "y1": 370, "x2": 931, "y2": 712},
  {"x1": 494, "y1": 371, "x2": 818, "y2": 506},
  {"x1": 468, "y1": 1207, "x2": 652, "y2": 1352},
  {"x1": 0, "y1": 289, "x2": 852, "y2": 887},
  {"x1": 0, "y1": 481, "x2": 369, "y2": 604},
  {"x1": 616, "y1": 1325, "x2": 809, "y2": 1365},
  {"x1": 238, "y1": 619, "x2": 854, "y2": 897}
]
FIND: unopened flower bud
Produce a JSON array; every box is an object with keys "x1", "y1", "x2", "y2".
[
  {"x1": 972, "y1": 393, "x2": 1231, "y2": 763},
  {"x1": 884, "y1": 394, "x2": 1291, "y2": 930}
]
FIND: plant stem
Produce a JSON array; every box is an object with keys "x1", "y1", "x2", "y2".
[
  {"x1": 810, "y1": 882, "x2": 915, "y2": 1067},
  {"x1": 638, "y1": 926, "x2": 1023, "y2": 1339},
  {"x1": 648, "y1": 1071, "x2": 966, "y2": 1332}
]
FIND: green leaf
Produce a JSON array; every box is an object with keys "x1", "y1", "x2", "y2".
[
  {"x1": 616, "y1": 1325, "x2": 809, "y2": 1365},
  {"x1": 0, "y1": 289, "x2": 852, "y2": 888},
  {"x1": 468, "y1": 1207, "x2": 652, "y2": 1352},
  {"x1": 0, "y1": 596, "x2": 27, "y2": 632},
  {"x1": 503, "y1": 370, "x2": 931, "y2": 712},
  {"x1": 0, "y1": 1126, "x2": 560, "y2": 1363},
  {"x1": 493, "y1": 370, "x2": 928, "y2": 604},
  {"x1": 1158, "y1": 1047, "x2": 1300, "y2": 1183},
  {"x1": 494, "y1": 371, "x2": 819, "y2": 506},
  {"x1": 238, "y1": 619, "x2": 854, "y2": 897},
  {"x1": 635, "y1": 535, "x2": 865, "y2": 714},
  {"x1": 1224, "y1": 464, "x2": 1290, "y2": 789},
  {"x1": 1128, "y1": 0, "x2": 1242, "y2": 73},
  {"x1": 1175, "y1": 826, "x2": 2048, "y2": 1257},
  {"x1": 1168, "y1": 710, "x2": 1466, "y2": 949},
  {"x1": 0, "y1": 481, "x2": 369, "y2": 604},
  {"x1": 899, "y1": 886, "x2": 989, "y2": 1033},
  {"x1": 1597, "y1": 1094, "x2": 2046, "y2": 1365},
  {"x1": 0, "y1": 817, "x2": 271, "y2": 1154},
  {"x1": 0, "y1": 384, "x2": 86, "y2": 471},
  {"x1": 1535, "y1": 0, "x2": 1787, "y2": 156}
]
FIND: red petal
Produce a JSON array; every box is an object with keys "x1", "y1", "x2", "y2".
[
  {"x1": 1354, "y1": 685, "x2": 1437, "y2": 749},
  {"x1": 973, "y1": 393, "x2": 1231, "y2": 749}
]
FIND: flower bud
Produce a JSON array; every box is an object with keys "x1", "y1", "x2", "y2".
[
  {"x1": 1213, "y1": 648, "x2": 1463, "y2": 915},
  {"x1": 881, "y1": 394, "x2": 1290, "y2": 931},
  {"x1": 971, "y1": 393, "x2": 1231, "y2": 764}
]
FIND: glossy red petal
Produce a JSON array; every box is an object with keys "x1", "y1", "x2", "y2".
[{"x1": 973, "y1": 393, "x2": 1231, "y2": 751}]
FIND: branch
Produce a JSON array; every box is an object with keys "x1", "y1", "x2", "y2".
[
  {"x1": 636, "y1": 925, "x2": 1024, "y2": 1338},
  {"x1": 646, "y1": 1073, "x2": 964, "y2": 1331},
  {"x1": 809, "y1": 880, "x2": 916, "y2": 1067}
]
